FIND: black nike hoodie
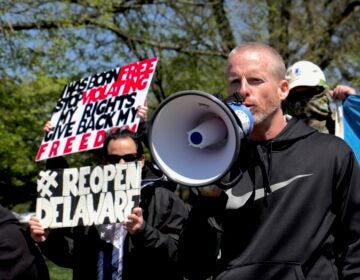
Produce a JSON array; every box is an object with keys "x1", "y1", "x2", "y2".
[{"x1": 179, "y1": 117, "x2": 360, "y2": 280}]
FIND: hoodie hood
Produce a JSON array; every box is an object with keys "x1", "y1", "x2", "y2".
[
  {"x1": 0, "y1": 205, "x2": 20, "y2": 227},
  {"x1": 267, "y1": 116, "x2": 317, "y2": 150},
  {"x1": 141, "y1": 161, "x2": 176, "y2": 191}
]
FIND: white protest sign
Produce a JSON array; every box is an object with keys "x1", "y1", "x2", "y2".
[
  {"x1": 36, "y1": 57, "x2": 158, "y2": 161},
  {"x1": 36, "y1": 162, "x2": 141, "y2": 228}
]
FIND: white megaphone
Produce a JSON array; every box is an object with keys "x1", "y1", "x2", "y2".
[{"x1": 148, "y1": 90, "x2": 253, "y2": 188}]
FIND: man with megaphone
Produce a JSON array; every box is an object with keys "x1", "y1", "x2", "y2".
[{"x1": 172, "y1": 42, "x2": 360, "y2": 280}]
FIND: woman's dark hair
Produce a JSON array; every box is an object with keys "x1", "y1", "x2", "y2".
[
  {"x1": 102, "y1": 127, "x2": 144, "y2": 156},
  {"x1": 45, "y1": 156, "x2": 69, "y2": 170}
]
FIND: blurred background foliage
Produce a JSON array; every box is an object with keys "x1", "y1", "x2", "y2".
[{"x1": 0, "y1": 0, "x2": 359, "y2": 211}]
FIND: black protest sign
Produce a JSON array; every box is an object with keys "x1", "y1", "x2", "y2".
[{"x1": 36, "y1": 162, "x2": 141, "y2": 228}]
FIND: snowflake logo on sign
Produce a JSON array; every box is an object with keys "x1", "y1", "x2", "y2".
[{"x1": 37, "y1": 170, "x2": 59, "y2": 197}]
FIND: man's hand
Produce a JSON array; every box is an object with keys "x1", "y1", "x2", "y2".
[
  {"x1": 28, "y1": 216, "x2": 49, "y2": 242},
  {"x1": 123, "y1": 207, "x2": 144, "y2": 235},
  {"x1": 198, "y1": 185, "x2": 223, "y2": 197},
  {"x1": 137, "y1": 100, "x2": 149, "y2": 121},
  {"x1": 330, "y1": 85, "x2": 356, "y2": 101}
]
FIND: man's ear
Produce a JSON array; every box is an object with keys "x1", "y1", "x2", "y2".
[{"x1": 279, "y1": 79, "x2": 289, "y2": 101}]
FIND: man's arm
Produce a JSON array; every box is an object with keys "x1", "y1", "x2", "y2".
[{"x1": 178, "y1": 190, "x2": 227, "y2": 280}]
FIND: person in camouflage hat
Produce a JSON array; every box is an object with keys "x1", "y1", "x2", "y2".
[{"x1": 284, "y1": 60, "x2": 355, "y2": 134}]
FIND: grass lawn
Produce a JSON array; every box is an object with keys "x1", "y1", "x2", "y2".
[{"x1": 46, "y1": 258, "x2": 72, "y2": 280}]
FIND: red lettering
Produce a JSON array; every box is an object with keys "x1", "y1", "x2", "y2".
[
  {"x1": 82, "y1": 89, "x2": 92, "y2": 104},
  {"x1": 136, "y1": 58, "x2": 157, "y2": 90},
  {"x1": 63, "y1": 136, "x2": 76, "y2": 154},
  {"x1": 141, "y1": 57, "x2": 157, "y2": 70},
  {"x1": 124, "y1": 123, "x2": 138, "y2": 133},
  {"x1": 94, "y1": 130, "x2": 106, "y2": 148},
  {"x1": 81, "y1": 58, "x2": 157, "y2": 103},
  {"x1": 118, "y1": 64, "x2": 136, "y2": 95},
  {"x1": 117, "y1": 58, "x2": 157, "y2": 95},
  {"x1": 82, "y1": 85, "x2": 108, "y2": 105},
  {"x1": 49, "y1": 141, "x2": 60, "y2": 157},
  {"x1": 107, "y1": 80, "x2": 125, "y2": 98},
  {"x1": 79, "y1": 133, "x2": 91, "y2": 151},
  {"x1": 36, "y1": 143, "x2": 49, "y2": 161}
]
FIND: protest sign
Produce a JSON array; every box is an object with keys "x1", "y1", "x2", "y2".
[
  {"x1": 36, "y1": 162, "x2": 141, "y2": 228},
  {"x1": 36, "y1": 57, "x2": 158, "y2": 161}
]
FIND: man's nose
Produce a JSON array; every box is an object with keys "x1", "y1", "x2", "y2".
[
  {"x1": 237, "y1": 80, "x2": 249, "y2": 99},
  {"x1": 238, "y1": 79, "x2": 248, "y2": 94}
]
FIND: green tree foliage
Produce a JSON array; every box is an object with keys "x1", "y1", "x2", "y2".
[
  {"x1": 265, "y1": 0, "x2": 360, "y2": 85},
  {"x1": 0, "y1": 74, "x2": 101, "y2": 208},
  {"x1": 0, "y1": 0, "x2": 358, "y2": 208},
  {"x1": 0, "y1": 75, "x2": 66, "y2": 209}
]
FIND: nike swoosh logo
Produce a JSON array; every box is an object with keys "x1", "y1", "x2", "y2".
[{"x1": 226, "y1": 174, "x2": 313, "y2": 209}]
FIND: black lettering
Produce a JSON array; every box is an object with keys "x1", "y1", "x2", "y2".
[
  {"x1": 44, "y1": 130, "x2": 53, "y2": 142},
  {"x1": 106, "y1": 96, "x2": 117, "y2": 112},
  {"x1": 77, "y1": 115, "x2": 95, "y2": 134},
  {"x1": 54, "y1": 92, "x2": 82, "y2": 114},
  {"x1": 67, "y1": 93, "x2": 82, "y2": 108},
  {"x1": 113, "y1": 95, "x2": 126, "y2": 111},
  {"x1": 95, "y1": 113, "x2": 115, "y2": 130},
  {"x1": 120, "y1": 169, "x2": 126, "y2": 185},
  {"x1": 57, "y1": 107, "x2": 76, "y2": 125},
  {"x1": 128, "y1": 107, "x2": 137, "y2": 122},
  {"x1": 76, "y1": 103, "x2": 94, "y2": 134},
  {"x1": 124, "y1": 92, "x2": 136, "y2": 108},
  {"x1": 65, "y1": 77, "x2": 90, "y2": 96},
  {"x1": 95, "y1": 99, "x2": 108, "y2": 115},
  {"x1": 115, "y1": 108, "x2": 131, "y2": 126},
  {"x1": 64, "y1": 121, "x2": 76, "y2": 137},
  {"x1": 54, "y1": 97, "x2": 67, "y2": 113},
  {"x1": 52, "y1": 123, "x2": 69, "y2": 139},
  {"x1": 86, "y1": 68, "x2": 120, "y2": 90},
  {"x1": 54, "y1": 202, "x2": 64, "y2": 224}
]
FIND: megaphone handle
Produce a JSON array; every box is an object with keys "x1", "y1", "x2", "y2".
[
  {"x1": 233, "y1": 91, "x2": 243, "y2": 103},
  {"x1": 216, "y1": 170, "x2": 243, "y2": 190}
]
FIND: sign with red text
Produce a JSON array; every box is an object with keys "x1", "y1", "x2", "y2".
[
  {"x1": 36, "y1": 162, "x2": 141, "y2": 228},
  {"x1": 36, "y1": 57, "x2": 158, "y2": 161}
]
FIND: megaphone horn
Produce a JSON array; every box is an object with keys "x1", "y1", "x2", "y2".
[{"x1": 148, "y1": 90, "x2": 253, "y2": 188}]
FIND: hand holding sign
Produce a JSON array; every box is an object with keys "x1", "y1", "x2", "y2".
[
  {"x1": 28, "y1": 216, "x2": 50, "y2": 242},
  {"x1": 123, "y1": 207, "x2": 144, "y2": 235}
]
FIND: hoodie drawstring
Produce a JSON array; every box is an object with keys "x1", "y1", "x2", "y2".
[{"x1": 255, "y1": 143, "x2": 273, "y2": 206}]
